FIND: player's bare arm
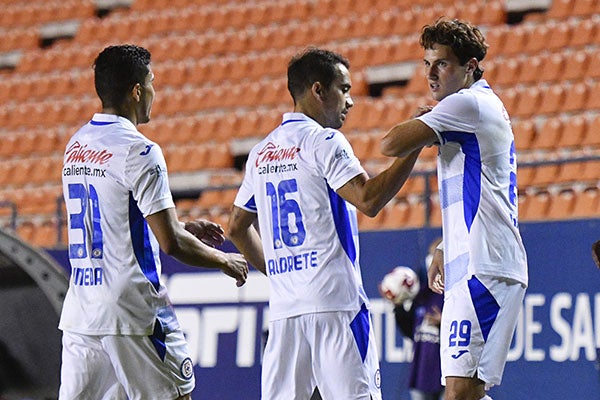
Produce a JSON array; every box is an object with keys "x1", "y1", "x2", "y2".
[
  {"x1": 183, "y1": 219, "x2": 225, "y2": 248},
  {"x1": 336, "y1": 149, "x2": 421, "y2": 217},
  {"x1": 427, "y1": 247, "x2": 444, "y2": 294},
  {"x1": 146, "y1": 208, "x2": 248, "y2": 286},
  {"x1": 381, "y1": 119, "x2": 438, "y2": 158},
  {"x1": 228, "y1": 205, "x2": 267, "y2": 275}
]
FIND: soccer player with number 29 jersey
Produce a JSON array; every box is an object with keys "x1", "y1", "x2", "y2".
[
  {"x1": 382, "y1": 19, "x2": 528, "y2": 400},
  {"x1": 228, "y1": 48, "x2": 421, "y2": 399},
  {"x1": 58, "y1": 45, "x2": 248, "y2": 400}
]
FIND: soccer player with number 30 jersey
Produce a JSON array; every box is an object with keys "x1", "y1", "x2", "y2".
[{"x1": 59, "y1": 45, "x2": 248, "y2": 400}]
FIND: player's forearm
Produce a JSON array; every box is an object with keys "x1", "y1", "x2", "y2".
[
  {"x1": 167, "y1": 229, "x2": 230, "y2": 270},
  {"x1": 229, "y1": 229, "x2": 266, "y2": 275},
  {"x1": 361, "y1": 149, "x2": 421, "y2": 216},
  {"x1": 381, "y1": 119, "x2": 435, "y2": 157}
]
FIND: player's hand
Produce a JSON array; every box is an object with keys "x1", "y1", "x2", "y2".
[
  {"x1": 427, "y1": 248, "x2": 445, "y2": 294},
  {"x1": 185, "y1": 219, "x2": 225, "y2": 248},
  {"x1": 412, "y1": 105, "x2": 434, "y2": 118},
  {"x1": 221, "y1": 253, "x2": 249, "y2": 287}
]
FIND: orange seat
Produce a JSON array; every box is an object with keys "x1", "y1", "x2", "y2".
[
  {"x1": 493, "y1": 58, "x2": 521, "y2": 87},
  {"x1": 517, "y1": 165, "x2": 536, "y2": 188},
  {"x1": 571, "y1": 187, "x2": 599, "y2": 218},
  {"x1": 521, "y1": 190, "x2": 551, "y2": 221},
  {"x1": 518, "y1": 54, "x2": 543, "y2": 84},
  {"x1": 580, "y1": 159, "x2": 600, "y2": 181},
  {"x1": 546, "y1": 21, "x2": 573, "y2": 52},
  {"x1": 401, "y1": 199, "x2": 426, "y2": 228},
  {"x1": 484, "y1": 27, "x2": 505, "y2": 58},
  {"x1": 557, "y1": 116, "x2": 587, "y2": 148},
  {"x1": 532, "y1": 117, "x2": 562, "y2": 150},
  {"x1": 500, "y1": 25, "x2": 527, "y2": 56},
  {"x1": 582, "y1": 115, "x2": 600, "y2": 147},
  {"x1": 427, "y1": 195, "x2": 442, "y2": 227},
  {"x1": 584, "y1": 80, "x2": 600, "y2": 111},
  {"x1": 538, "y1": 52, "x2": 565, "y2": 83},
  {"x1": 531, "y1": 163, "x2": 560, "y2": 186},
  {"x1": 571, "y1": 0, "x2": 600, "y2": 16},
  {"x1": 204, "y1": 143, "x2": 233, "y2": 170},
  {"x1": 562, "y1": 50, "x2": 589, "y2": 81},
  {"x1": 382, "y1": 200, "x2": 411, "y2": 229},
  {"x1": 537, "y1": 85, "x2": 564, "y2": 116},
  {"x1": 515, "y1": 86, "x2": 542, "y2": 118},
  {"x1": 546, "y1": 0, "x2": 574, "y2": 19},
  {"x1": 498, "y1": 88, "x2": 519, "y2": 116},
  {"x1": 523, "y1": 24, "x2": 550, "y2": 54},
  {"x1": 569, "y1": 16, "x2": 599, "y2": 47},
  {"x1": 512, "y1": 119, "x2": 536, "y2": 151},
  {"x1": 562, "y1": 82, "x2": 589, "y2": 113},
  {"x1": 556, "y1": 161, "x2": 586, "y2": 184},
  {"x1": 547, "y1": 189, "x2": 576, "y2": 220}
]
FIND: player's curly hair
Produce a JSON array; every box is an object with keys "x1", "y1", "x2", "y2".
[
  {"x1": 287, "y1": 47, "x2": 350, "y2": 103},
  {"x1": 94, "y1": 44, "x2": 151, "y2": 108},
  {"x1": 420, "y1": 18, "x2": 488, "y2": 81}
]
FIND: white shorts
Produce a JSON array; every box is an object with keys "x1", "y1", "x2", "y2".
[
  {"x1": 59, "y1": 322, "x2": 195, "y2": 400},
  {"x1": 440, "y1": 274, "x2": 525, "y2": 389},
  {"x1": 262, "y1": 305, "x2": 382, "y2": 400}
]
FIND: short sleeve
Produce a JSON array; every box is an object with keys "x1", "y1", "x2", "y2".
[
  {"x1": 417, "y1": 91, "x2": 479, "y2": 143},
  {"x1": 126, "y1": 141, "x2": 175, "y2": 216},
  {"x1": 313, "y1": 129, "x2": 365, "y2": 191},
  {"x1": 234, "y1": 156, "x2": 258, "y2": 213}
]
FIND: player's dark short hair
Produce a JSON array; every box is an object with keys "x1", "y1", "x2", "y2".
[
  {"x1": 287, "y1": 47, "x2": 350, "y2": 103},
  {"x1": 94, "y1": 44, "x2": 151, "y2": 108},
  {"x1": 420, "y1": 18, "x2": 488, "y2": 81}
]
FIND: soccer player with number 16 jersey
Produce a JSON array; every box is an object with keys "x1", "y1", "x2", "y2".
[{"x1": 228, "y1": 48, "x2": 422, "y2": 399}]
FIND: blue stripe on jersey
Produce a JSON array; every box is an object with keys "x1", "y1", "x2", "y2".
[
  {"x1": 327, "y1": 184, "x2": 356, "y2": 265},
  {"x1": 349, "y1": 303, "x2": 370, "y2": 363},
  {"x1": 468, "y1": 276, "x2": 500, "y2": 342},
  {"x1": 440, "y1": 131, "x2": 482, "y2": 231},
  {"x1": 281, "y1": 119, "x2": 305, "y2": 126},
  {"x1": 90, "y1": 120, "x2": 118, "y2": 126},
  {"x1": 440, "y1": 175, "x2": 463, "y2": 209},
  {"x1": 149, "y1": 319, "x2": 167, "y2": 361},
  {"x1": 128, "y1": 193, "x2": 160, "y2": 292},
  {"x1": 445, "y1": 251, "x2": 469, "y2": 291},
  {"x1": 244, "y1": 195, "x2": 257, "y2": 212}
]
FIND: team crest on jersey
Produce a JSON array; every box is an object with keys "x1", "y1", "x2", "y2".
[
  {"x1": 65, "y1": 141, "x2": 113, "y2": 165},
  {"x1": 374, "y1": 368, "x2": 381, "y2": 388},
  {"x1": 255, "y1": 142, "x2": 300, "y2": 167},
  {"x1": 334, "y1": 148, "x2": 349, "y2": 160},
  {"x1": 180, "y1": 357, "x2": 194, "y2": 380}
]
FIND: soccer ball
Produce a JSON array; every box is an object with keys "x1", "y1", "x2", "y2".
[{"x1": 379, "y1": 266, "x2": 420, "y2": 305}]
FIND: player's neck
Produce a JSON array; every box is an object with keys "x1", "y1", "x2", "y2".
[{"x1": 101, "y1": 107, "x2": 137, "y2": 126}]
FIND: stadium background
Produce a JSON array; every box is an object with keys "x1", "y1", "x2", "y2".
[{"x1": 0, "y1": 0, "x2": 598, "y2": 398}]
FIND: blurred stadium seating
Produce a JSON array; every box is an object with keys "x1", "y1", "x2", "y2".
[{"x1": 0, "y1": 0, "x2": 598, "y2": 248}]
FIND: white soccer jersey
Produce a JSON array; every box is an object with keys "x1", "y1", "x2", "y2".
[
  {"x1": 417, "y1": 80, "x2": 528, "y2": 290},
  {"x1": 59, "y1": 113, "x2": 177, "y2": 336},
  {"x1": 234, "y1": 112, "x2": 370, "y2": 321}
]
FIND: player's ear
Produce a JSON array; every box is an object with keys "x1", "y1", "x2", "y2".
[
  {"x1": 311, "y1": 81, "x2": 324, "y2": 101},
  {"x1": 131, "y1": 83, "x2": 142, "y2": 102},
  {"x1": 465, "y1": 58, "x2": 478, "y2": 74}
]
